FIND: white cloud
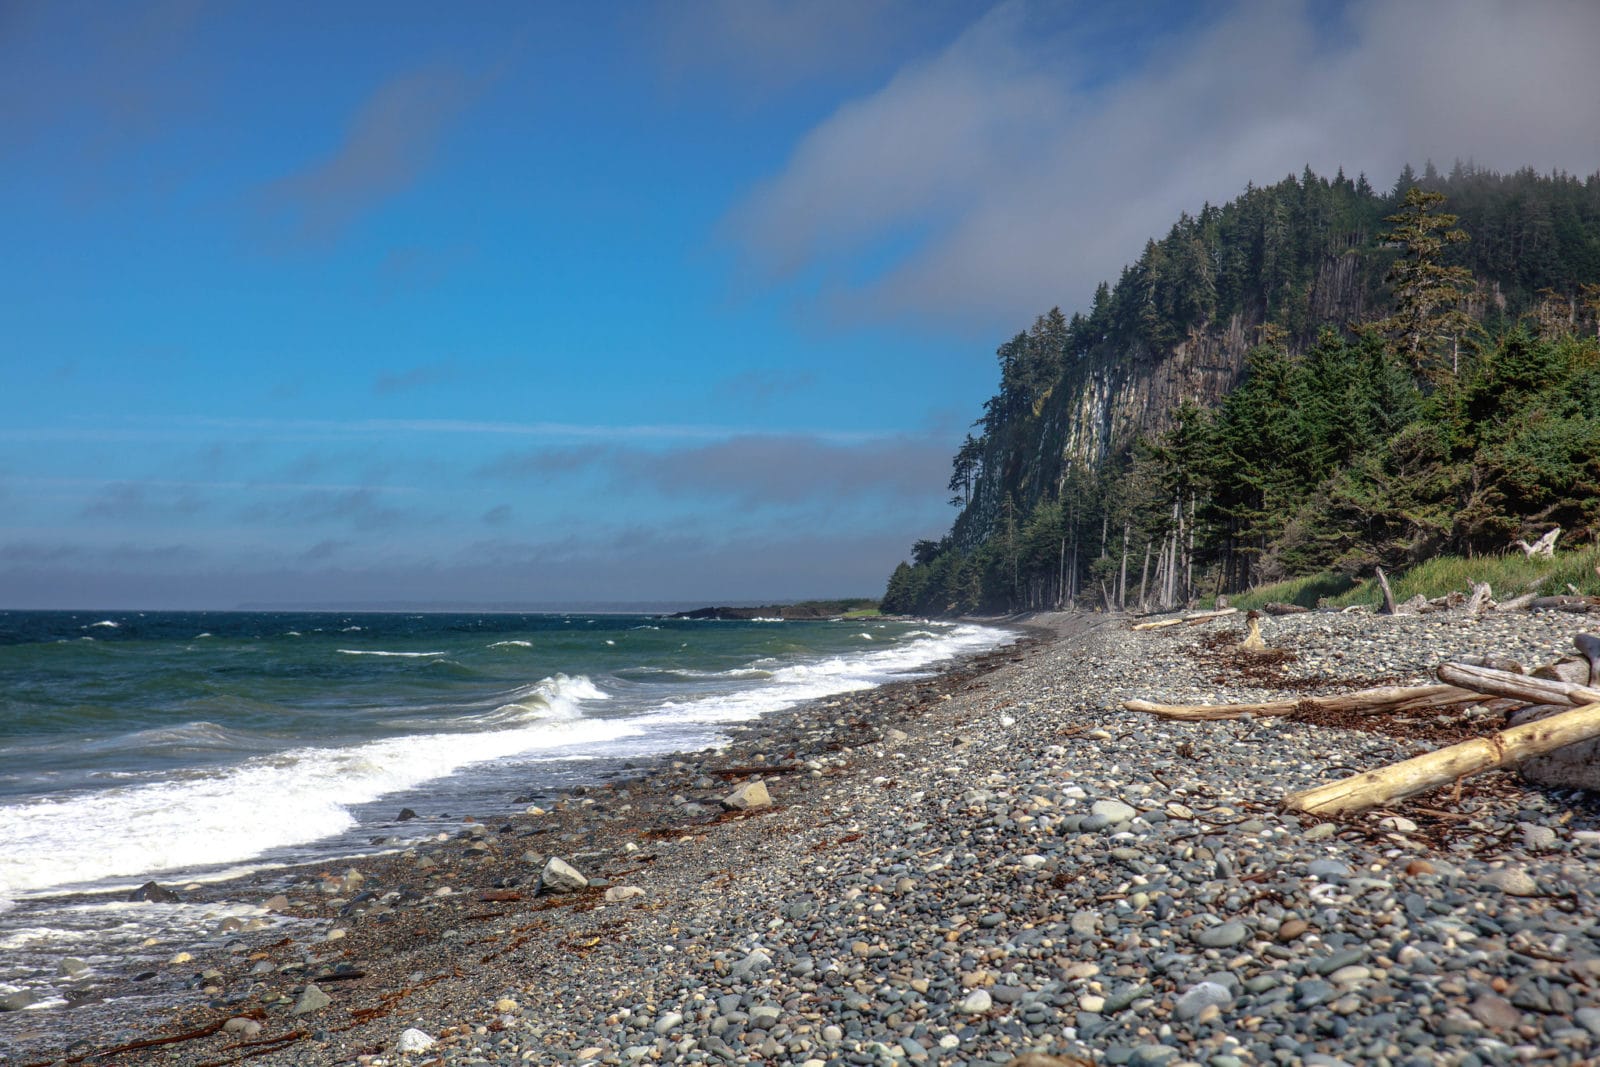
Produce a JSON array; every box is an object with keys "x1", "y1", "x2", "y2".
[{"x1": 726, "y1": 0, "x2": 1600, "y2": 332}]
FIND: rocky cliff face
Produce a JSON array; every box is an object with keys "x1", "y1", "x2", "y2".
[
  {"x1": 1055, "y1": 247, "x2": 1373, "y2": 469},
  {"x1": 1057, "y1": 315, "x2": 1249, "y2": 467}
]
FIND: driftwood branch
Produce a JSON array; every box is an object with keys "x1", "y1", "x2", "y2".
[
  {"x1": 1375, "y1": 566, "x2": 1400, "y2": 615},
  {"x1": 1436, "y1": 661, "x2": 1600, "y2": 707},
  {"x1": 1185, "y1": 607, "x2": 1238, "y2": 624},
  {"x1": 1123, "y1": 683, "x2": 1481, "y2": 722},
  {"x1": 1513, "y1": 526, "x2": 1561, "y2": 558},
  {"x1": 1131, "y1": 607, "x2": 1236, "y2": 632},
  {"x1": 1285, "y1": 700, "x2": 1600, "y2": 816}
]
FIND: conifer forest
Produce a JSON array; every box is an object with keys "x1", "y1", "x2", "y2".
[{"x1": 883, "y1": 164, "x2": 1600, "y2": 616}]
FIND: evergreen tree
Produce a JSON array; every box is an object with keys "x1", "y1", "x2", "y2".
[{"x1": 1378, "y1": 188, "x2": 1477, "y2": 384}]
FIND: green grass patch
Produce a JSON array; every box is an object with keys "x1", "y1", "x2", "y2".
[
  {"x1": 1340, "y1": 546, "x2": 1600, "y2": 608},
  {"x1": 1224, "y1": 571, "x2": 1358, "y2": 611},
  {"x1": 1224, "y1": 546, "x2": 1600, "y2": 611}
]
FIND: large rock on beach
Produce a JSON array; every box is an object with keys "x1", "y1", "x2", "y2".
[
  {"x1": 127, "y1": 881, "x2": 181, "y2": 903},
  {"x1": 397, "y1": 1028, "x2": 437, "y2": 1053},
  {"x1": 291, "y1": 983, "x2": 332, "y2": 1015},
  {"x1": 720, "y1": 779, "x2": 772, "y2": 810},
  {"x1": 0, "y1": 990, "x2": 40, "y2": 1012},
  {"x1": 538, "y1": 856, "x2": 589, "y2": 893}
]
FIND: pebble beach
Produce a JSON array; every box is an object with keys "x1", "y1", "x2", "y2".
[{"x1": 7, "y1": 608, "x2": 1600, "y2": 1067}]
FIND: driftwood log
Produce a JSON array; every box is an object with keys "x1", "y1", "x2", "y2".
[
  {"x1": 1531, "y1": 595, "x2": 1596, "y2": 613},
  {"x1": 1435, "y1": 661, "x2": 1600, "y2": 707},
  {"x1": 1123, "y1": 683, "x2": 1482, "y2": 722},
  {"x1": 1284, "y1": 700, "x2": 1600, "y2": 816},
  {"x1": 1513, "y1": 526, "x2": 1561, "y2": 558},
  {"x1": 1131, "y1": 607, "x2": 1237, "y2": 632},
  {"x1": 1375, "y1": 566, "x2": 1401, "y2": 615},
  {"x1": 1185, "y1": 607, "x2": 1238, "y2": 625},
  {"x1": 1128, "y1": 628, "x2": 1600, "y2": 809}
]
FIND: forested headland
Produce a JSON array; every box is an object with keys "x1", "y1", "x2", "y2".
[{"x1": 883, "y1": 164, "x2": 1600, "y2": 616}]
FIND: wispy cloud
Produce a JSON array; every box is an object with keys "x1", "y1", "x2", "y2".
[
  {"x1": 725, "y1": 0, "x2": 1600, "y2": 331},
  {"x1": 182, "y1": 416, "x2": 895, "y2": 444},
  {"x1": 478, "y1": 432, "x2": 951, "y2": 504},
  {"x1": 478, "y1": 445, "x2": 608, "y2": 481},
  {"x1": 259, "y1": 66, "x2": 479, "y2": 245},
  {"x1": 300, "y1": 539, "x2": 352, "y2": 562},
  {"x1": 653, "y1": 0, "x2": 950, "y2": 96},
  {"x1": 0, "y1": 417, "x2": 894, "y2": 446},
  {"x1": 18, "y1": 476, "x2": 419, "y2": 495},
  {"x1": 78, "y1": 482, "x2": 204, "y2": 520},
  {"x1": 713, "y1": 369, "x2": 817, "y2": 405},
  {"x1": 0, "y1": 523, "x2": 919, "y2": 608},
  {"x1": 240, "y1": 488, "x2": 408, "y2": 531},
  {"x1": 1, "y1": 0, "x2": 209, "y2": 165},
  {"x1": 373, "y1": 359, "x2": 464, "y2": 396}
]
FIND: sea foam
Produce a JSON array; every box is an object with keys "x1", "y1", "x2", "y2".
[
  {"x1": 0, "y1": 674, "x2": 621, "y2": 903},
  {"x1": 641, "y1": 623, "x2": 1008, "y2": 728}
]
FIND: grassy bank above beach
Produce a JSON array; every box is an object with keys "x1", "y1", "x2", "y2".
[{"x1": 1219, "y1": 545, "x2": 1600, "y2": 611}]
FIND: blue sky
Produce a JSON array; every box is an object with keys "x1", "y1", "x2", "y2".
[{"x1": 4, "y1": 0, "x2": 1598, "y2": 608}]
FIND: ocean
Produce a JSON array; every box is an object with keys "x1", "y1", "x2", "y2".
[{"x1": 0, "y1": 609, "x2": 1009, "y2": 1020}]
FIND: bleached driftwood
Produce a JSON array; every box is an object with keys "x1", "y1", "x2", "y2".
[
  {"x1": 1123, "y1": 683, "x2": 1482, "y2": 722},
  {"x1": 1466, "y1": 582, "x2": 1493, "y2": 614},
  {"x1": 1284, "y1": 700, "x2": 1600, "y2": 816},
  {"x1": 1530, "y1": 595, "x2": 1595, "y2": 613},
  {"x1": 1515, "y1": 637, "x2": 1600, "y2": 791},
  {"x1": 1435, "y1": 661, "x2": 1600, "y2": 707},
  {"x1": 1131, "y1": 607, "x2": 1237, "y2": 632},
  {"x1": 1494, "y1": 592, "x2": 1538, "y2": 612},
  {"x1": 1375, "y1": 566, "x2": 1401, "y2": 615},
  {"x1": 1184, "y1": 607, "x2": 1238, "y2": 624},
  {"x1": 1513, "y1": 526, "x2": 1561, "y2": 558}
]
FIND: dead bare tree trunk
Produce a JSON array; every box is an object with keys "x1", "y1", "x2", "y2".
[
  {"x1": 1167, "y1": 506, "x2": 1180, "y2": 608},
  {"x1": 1117, "y1": 524, "x2": 1130, "y2": 611},
  {"x1": 1185, "y1": 494, "x2": 1195, "y2": 607},
  {"x1": 1058, "y1": 535, "x2": 1066, "y2": 609}
]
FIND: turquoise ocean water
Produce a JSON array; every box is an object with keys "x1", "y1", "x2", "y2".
[{"x1": 0, "y1": 609, "x2": 1008, "y2": 1016}]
